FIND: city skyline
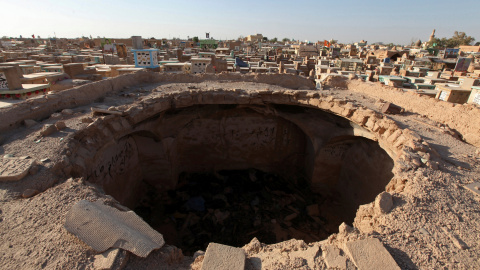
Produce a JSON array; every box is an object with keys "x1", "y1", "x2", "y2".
[{"x1": 2, "y1": 0, "x2": 479, "y2": 45}]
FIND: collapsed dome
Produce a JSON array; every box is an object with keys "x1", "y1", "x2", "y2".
[{"x1": 75, "y1": 94, "x2": 395, "y2": 253}]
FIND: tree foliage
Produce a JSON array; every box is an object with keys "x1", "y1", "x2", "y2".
[
  {"x1": 192, "y1": 36, "x2": 199, "y2": 43},
  {"x1": 270, "y1": 37, "x2": 278, "y2": 43},
  {"x1": 429, "y1": 31, "x2": 475, "y2": 48},
  {"x1": 282, "y1": 38, "x2": 290, "y2": 43}
]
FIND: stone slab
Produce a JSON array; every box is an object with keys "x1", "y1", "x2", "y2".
[
  {"x1": 345, "y1": 238, "x2": 400, "y2": 270},
  {"x1": 93, "y1": 248, "x2": 128, "y2": 270},
  {"x1": 201, "y1": 243, "x2": 245, "y2": 270},
  {"x1": 0, "y1": 158, "x2": 35, "y2": 181},
  {"x1": 322, "y1": 245, "x2": 346, "y2": 269},
  {"x1": 64, "y1": 200, "x2": 164, "y2": 258},
  {"x1": 464, "y1": 182, "x2": 480, "y2": 196}
]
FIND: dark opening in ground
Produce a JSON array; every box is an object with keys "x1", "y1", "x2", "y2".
[
  {"x1": 93, "y1": 104, "x2": 394, "y2": 255},
  {"x1": 134, "y1": 169, "x2": 333, "y2": 255}
]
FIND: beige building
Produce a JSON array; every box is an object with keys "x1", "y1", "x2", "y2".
[{"x1": 246, "y1": 34, "x2": 263, "y2": 43}]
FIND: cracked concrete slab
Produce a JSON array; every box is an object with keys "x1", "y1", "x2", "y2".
[{"x1": 64, "y1": 200, "x2": 165, "y2": 257}]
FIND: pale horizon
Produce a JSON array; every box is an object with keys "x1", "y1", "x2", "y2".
[{"x1": 2, "y1": 0, "x2": 479, "y2": 45}]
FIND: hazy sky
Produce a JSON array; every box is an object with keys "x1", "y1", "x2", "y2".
[{"x1": 2, "y1": 0, "x2": 479, "y2": 45}]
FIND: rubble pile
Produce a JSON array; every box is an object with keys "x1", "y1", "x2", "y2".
[{"x1": 134, "y1": 169, "x2": 333, "y2": 255}]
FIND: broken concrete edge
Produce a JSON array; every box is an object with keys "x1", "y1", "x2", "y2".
[
  {"x1": 64, "y1": 199, "x2": 165, "y2": 258},
  {"x1": 93, "y1": 248, "x2": 129, "y2": 270},
  {"x1": 0, "y1": 71, "x2": 314, "y2": 133},
  {"x1": 63, "y1": 88, "x2": 435, "y2": 183}
]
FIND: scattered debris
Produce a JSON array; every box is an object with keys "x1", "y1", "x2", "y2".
[
  {"x1": 381, "y1": 102, "x2": 404, "y2": 115},
  {"x1": 135, "y1": 170, "x2": 329, "y2": 254}
]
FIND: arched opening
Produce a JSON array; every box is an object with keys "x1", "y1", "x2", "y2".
[{"x1": 88, "y1": 104, "x2": 394, "y2": 254}]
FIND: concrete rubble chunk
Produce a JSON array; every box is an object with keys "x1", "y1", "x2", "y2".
[
  {"x1": 40, "y1": 124, "x2": 57, "y2": 136},
  {"x1": 374, "y1": 191, "x2": 393, "y2": 215},
  {"x1": 55, "y1": 121, "x2": 67, "y2": 130},
  {"x1": 62, "y1": 109, "x2": 74, "y2": 115},
  {"x1": 322, "y1": 245, "x2": 347, "y2": 269},
  {"x1": 22, "y1": 189, "x2": 39, "y2": 198},
  {"x1": 93, "y1": 248, "x2": 129, "y2": 270},
  {"x1": 92, "y1": 107, "x2": 124, "y2": 116},
  {"x1": 345, "y1": 238, "x2": 400, "y2": 270},
  {"x1": 338, "y1": 222, "x2": 354, "y2": 234},
  {"x1": 64, "y1": 200, "x2": 165, "y2": 258},
  {"x1": 201, "y1": 243, "x2": 245, "y2": 270},
  {"x1": 0, "y1": 158, "x2": 35, "y2": 181}
]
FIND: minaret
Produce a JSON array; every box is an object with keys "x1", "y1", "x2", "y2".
[{"x1": 428, "y1": 29, "x2": 436, "y2": 43}]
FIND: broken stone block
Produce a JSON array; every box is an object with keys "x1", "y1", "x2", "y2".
[
  {"x1": 345, "y1": 238, "x2": 400, "y2": 270},
  {"x1": 50, "y1": 113, "x2": 62, "y2": 119},
  {"x1": 81, "y1": 117, "x2": 94, "y2": 123},
  {"x1": 55, "y1": 121, "x2": 67, "y2": 130},
  {"x1": 61, "y1": 109, "x2": 74, "y2": 115},
  {"x1": 40, "y1": 124, "x2": 57, "y2": 136},
  {"x1": 64, "y1": 200, "x2": 165, "y2": 258},
  {"x1": 322, "y1": 245, "x2": 346, "y2": 269},
  {"x1": 374, "y1": 191, "x2": 393, "y2": 215},
  {"x1": 24, "y1": 119, "x2": 38, "y2": 128},
  {"x1": 0, "y1": 158, "x2": 35, "y2": 181},
  {"x1": 381, "y1": 102, "x2": 403, "y2": 115},
  {"x1": 338, "y1": 222, "x2": 354, "y2": 234},
  {"x1": 93, "y1": 248, "x2": 129, "y2": 270},
  {"x1": 201, "y1": 243, "x2": 245, "y2": 270},
  {"x1": 243, "y1": 237, "x2": 262, "y2": 253},
  {"x1": 92, "y1": 107, "x2": 124, "y2": 116},
  {"x1": 22, "y1": 189, "x2": 39, "y2": 198}
]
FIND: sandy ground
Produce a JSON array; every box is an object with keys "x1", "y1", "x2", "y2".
[{"x1": 0, "y1": 80, "x2": 479, "y2": 269}]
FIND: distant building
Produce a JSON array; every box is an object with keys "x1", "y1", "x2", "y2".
[{"x1": 246, "y1": 34, "x2": 263, "y2": 43}]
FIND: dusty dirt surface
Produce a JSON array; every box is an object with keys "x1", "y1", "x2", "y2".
[{"x1": 1, "y1": 77, "x2": 480, "y2": 269}]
